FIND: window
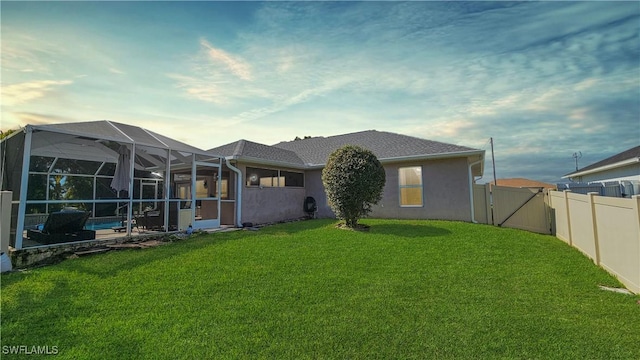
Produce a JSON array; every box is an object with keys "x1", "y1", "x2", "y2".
[
  {"x1": 399, "y1": 166, "x2": 423, "y2": 207},
  {"x1": 247, "y1": 167, "x2": 279, "y2": 187},
  {"x1": 246, "y1": 167, "x2": 304, "y2": 188},
  {"x1": 212, "y1": 171, "x2": 232, "y2": 199},
  {"x1": 281, "y1": 171, "x2": 304, "y2": 187}
]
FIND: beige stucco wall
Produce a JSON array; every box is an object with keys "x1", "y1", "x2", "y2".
[
  {"x1": 305, "y1": 157, "x2": 473, "y2": 222},
  {"x1": 305, "y1": 169, "x2": 334, "y2": 218},
  {"x1": 237, "y1": 163, "x2": 307, "y2": 225}
]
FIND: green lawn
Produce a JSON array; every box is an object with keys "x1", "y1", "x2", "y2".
[{"x1": 1, "y1": 219, "x2": 639, "y2": 359}]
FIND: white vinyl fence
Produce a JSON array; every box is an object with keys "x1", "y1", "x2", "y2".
[{"x1": 549, "y1": 190, "x2": 640, "y2": 294}]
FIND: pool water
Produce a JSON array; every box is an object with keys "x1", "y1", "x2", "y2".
[{"x1": 84, "y1": 221, "x2": 124, "y2": 230}]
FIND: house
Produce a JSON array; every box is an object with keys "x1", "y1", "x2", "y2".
[
  {"x1": 561, "y1": 146, "x2": 640, "y2": 196},
  {"x1": 209, "y1": 130, "x2": 485, "y2": 225},
  {"x1": 562, "y1": 146, "x2": 640, "y2": 183},
  {"x1": 0, "y1": 122, "x2": 485, "y2": 251}
]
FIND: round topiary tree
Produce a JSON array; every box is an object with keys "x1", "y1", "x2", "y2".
[{"x1": 321, "y1": 145, "x2": 386, "y2": 229}]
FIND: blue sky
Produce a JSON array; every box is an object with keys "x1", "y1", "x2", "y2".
[{"x1": 2, "y1": 1, "x2": 638, "y2": 183}]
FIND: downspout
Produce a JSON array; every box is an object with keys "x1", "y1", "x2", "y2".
[
  {"x1": 468, "y1": 159, "x2": 483, "y2": 224},
  {"x1": 225, "y1": 157, "x2": 243, "y2": 227}
]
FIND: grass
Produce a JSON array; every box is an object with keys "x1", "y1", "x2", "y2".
[{"x1": 1, "y1": 219, "x2": 639, "y2": 359}]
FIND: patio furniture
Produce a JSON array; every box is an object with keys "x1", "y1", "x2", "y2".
[
  {"x1": 139, "y1": 203, "x2": 178, "y2": 231},
  {"x1": 111, "y1": 219, "x2": 138, "y2": 233},
  {"x1": 26, "y1": 209, "x2": 96, "y2": 244}
]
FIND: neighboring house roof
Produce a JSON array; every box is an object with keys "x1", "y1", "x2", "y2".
[
  {"x1": 492, "y1": 178, "x2": 556, "y2": 189},
  {"x1": 562, "y1": 145, "x2": 640, "y2": 179},
  {"x1": 273, "y1": 130, "x2": 482, "y2": 166},
  {"x1": 209, "y1": 139, "x2": 306, "y2": 168}
]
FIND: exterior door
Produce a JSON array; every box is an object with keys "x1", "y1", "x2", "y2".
[{"x1": 192, "y1": 161, "x2": 220, "y2": 229}]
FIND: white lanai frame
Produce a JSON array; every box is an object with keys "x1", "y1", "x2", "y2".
[{"x1": 5, "y1": 120, "x2": 224, "y2": 249}]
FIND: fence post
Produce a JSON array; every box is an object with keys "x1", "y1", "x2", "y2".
[
  {"x1": 587, "y1": 192, "x2": 601, "y2": 265},
  {"x1": 634, "y1": 195, "x2": 640, "y2": 231},
  {"x1": 633, "y1": 195, "x2": 640, "y2": 268},
  {"x1": 564, "y1": 190, "x2": 573, "y2": 246},
  {"x1": 485, "y1": 184, "x2": 492, "y2": 225}
]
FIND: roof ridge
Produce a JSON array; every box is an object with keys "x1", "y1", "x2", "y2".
[
  {"x1": 274, "y1": 129, "x2": 475, "y2": 150},
  {"x1": 234, "y1": 140, "x2": 246, "y2": 156},
  {"x1": 273, "y1": 129, "x2": 378, "y2": 147}
]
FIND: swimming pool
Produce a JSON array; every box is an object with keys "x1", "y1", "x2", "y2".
[{"x1": 84, "y1": 221, "x2": 124, "y2": 231}]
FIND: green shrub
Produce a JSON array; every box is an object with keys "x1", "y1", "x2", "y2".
[{"x1": 321, "y1": 145, "x2": 386, "y2": 228}]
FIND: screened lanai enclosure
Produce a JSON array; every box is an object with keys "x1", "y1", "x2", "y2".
[{"x1": 0, "y1": 121, "x2": 238, "y2": 250}]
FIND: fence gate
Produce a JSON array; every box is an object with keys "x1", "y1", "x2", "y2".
[{"x1": 473, "y1": 184, "x2": 551, "y2": 234}]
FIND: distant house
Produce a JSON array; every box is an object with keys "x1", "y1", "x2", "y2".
[
  {"x1": 562, "y1": 146, "x2": 640, "y2": 183},
  {"x1": 561, "y1": 146, "x2": 640, "y2": 196},
  {"x1": 210, "y1": 130, "x2": 485, "y2": 225}
]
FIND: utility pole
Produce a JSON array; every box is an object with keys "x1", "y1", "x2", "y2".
[{"x1": 490, "y1": 137, "x2": 497, "y2": 186}]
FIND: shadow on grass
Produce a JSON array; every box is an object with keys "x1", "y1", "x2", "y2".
[
  {"x1": 1, "y1": 277, "x2": 144, "y2": 358},
  {"x1": 1, "y1": 278, "x2": 79, "y2": 353},
  {"x1": 368, "y1": 223, "x2": 452, "y2": 238},
  {"x1": 258, "y1": 218, "x2": 337, "y2": 235}
]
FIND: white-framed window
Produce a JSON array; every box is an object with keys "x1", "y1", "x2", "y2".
[{"x1": 399, "y1": 166, "x2": 423, "y2": 207}]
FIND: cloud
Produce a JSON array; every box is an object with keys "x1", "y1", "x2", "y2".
[
  {"x1": 167, "y1": 73, "x2": 223, "y2": 103},
  {"x1": 1, "y1": 80, "x2": 73, "y2": 106},
  {"x1": 13, "y1": 112, "x2": 74, "y2": 126},
  {"x1": 1, "y1": 38, "x2": 58, "y2": 75},
  {"x1": 199, "y1": 38, "x2": 252, "y2": 81},
  {"x1": 109, "y1": 68, "x2": 125, "y2": 75},
  {"x1": 169, "y1": 39, "x2": 262, "y2": 104}
]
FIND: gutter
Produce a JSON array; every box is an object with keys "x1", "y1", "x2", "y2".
[
  {"x1": 225, "y1": 158, "x2": 244, "y2": 228},
  {"x1": 468, "y1": 159, "x2": 483, "y2": 224},
  {"x1": 380, "y1": 149, "x2": 485, "y2": 164},
  {"x1": 304, "y1": 149, "x2": 486, "y2": 171},
  {"x1": 227, "y1": 155, "x2": 307, "y2": 170}
]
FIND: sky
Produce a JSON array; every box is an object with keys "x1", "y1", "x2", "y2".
[{"x1": 1, "y1": 1, "x2": 639, "y2": 184}]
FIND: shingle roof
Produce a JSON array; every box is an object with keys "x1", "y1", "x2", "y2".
[
  {"x1": 273, "y1": 130, "x2": 479, "y2": 166},
  {"x1": 209, "y1": 139, "x2": 305, "y2": 167},
  {"x1": 493, "y1": 178, "x2": 556, "y2": 189},
  {"x1": 564, "y1": 145, "x2": 640, "y2": 177}
]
